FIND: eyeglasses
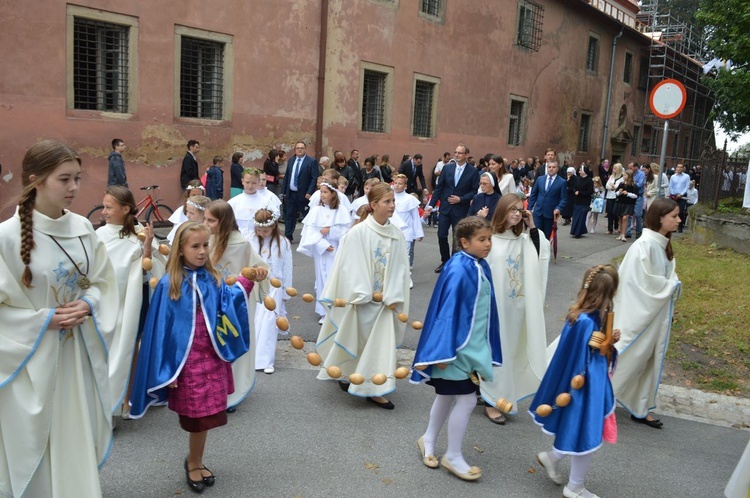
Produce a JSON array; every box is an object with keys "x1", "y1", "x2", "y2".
[{"x1": 509, "y1": 207, "x2": 523, "y2": 213}]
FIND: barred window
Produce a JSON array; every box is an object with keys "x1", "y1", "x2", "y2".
[
  {"x1": 578, "y1": 113, "x2": 592, "y2": 152},
  {"x1": 624, "y1": 52, "x2": 634, "y2": 84},
  {"x1": 421, "y1": 0, "x2": 441, "y2": 17},
  {"x1": 587, "y1": 36, "x2": 600, "y2": 73},
  {"x1": 73, "y1": 18, "x2": 129, "y2": 113},
  {"x1": 362, "y1": 70, "x2": 387, "y2": 133},
  {"x1": 180, "y1": 36, "x2": 224, "y2": 120},
  {"x1": 412, "y1": 80, "x2": 436, "y2": 138},
  {"x1": 632, "y1": 125, "x2": 641, "y2": 156},
  {"x1": 516, "y1": 0, "x2": 544, "y2": 51},
  {"x1": 642, "y1": 125, "x2": 652, "y2": 154},
  {"x1": 638, "y1": 56, "x2": 649, "y2": 91},
  {"x1": 508, "y1": 99, "x2": 526, "y2": 146}
]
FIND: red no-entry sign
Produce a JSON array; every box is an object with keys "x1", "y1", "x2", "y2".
[{"x1": 649, "y1": 79, "x2": 687, "y2": 119}]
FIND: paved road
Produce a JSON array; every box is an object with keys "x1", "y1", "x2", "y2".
[{"x1": 111, "y1": 220, "x2": 747, "y2": 497}]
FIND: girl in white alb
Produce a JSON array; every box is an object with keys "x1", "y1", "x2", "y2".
[
  {"x1": 250, "y1": 209, "x2": 293, "y2": 374},
  {"x1": 298, "y1": 181, "x2": 351, "y2": 320},
  {"x1": 228, "y1": 168, "x2": 277, "y2": 241},
  {"x1": 392, "y1": 174, "x2": 424, "y2": 271}
]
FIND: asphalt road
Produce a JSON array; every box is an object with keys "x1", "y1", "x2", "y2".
[{"x1": 109, "y1": 220, "x2": 748, "y2": 497}]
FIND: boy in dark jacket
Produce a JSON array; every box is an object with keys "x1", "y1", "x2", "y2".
[
  {"x1": 206, "y1": 155, "x2": 225, "y2": 200},
  {"x1": 108, "y1": 138, "x2": 128, "y2": 187}
]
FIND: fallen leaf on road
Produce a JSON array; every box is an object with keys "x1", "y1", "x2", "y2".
[
  {"x1": 528, "y1": 468, "x2": 536, "y2": 474},
  {"x1": 381, "y1": 478, "x2": 393, "y2": 485},
  {"x1": 473, "y1": 444, "x2": 485, "y2": 453},
  {"x1": 365, "y1": 462, "x2": 380, "y2": 471}
]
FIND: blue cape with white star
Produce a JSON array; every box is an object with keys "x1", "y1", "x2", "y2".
[
  {"x1": 129, "y1": 267, "x2": 251, "y2": 418},
  {"x1": 410, "y1": 251, "x2": 501, "y2": 382}
]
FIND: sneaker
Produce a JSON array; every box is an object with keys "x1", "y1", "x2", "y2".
[
  {"x1": 264, "y1": 366, "x2": 275, "y2": 374},
  {"x1": 589, "y1": 229, "x2": 595, "y2": 234},
  {"x1": 537, "y1": 452, "x2": 565, "y2": 484},
  {"x1": 563, "y1": 486, "x2": 600, "y2": 498}
]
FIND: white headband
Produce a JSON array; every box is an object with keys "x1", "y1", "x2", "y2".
[
  {"x1": 186, "y1": 185, "x2": 205, "y2": 191},
  {"x1": 254, "y1": 210, "x2": 278, "y2": 227},
  {"x1": 186, "y1": 200, "x2": 206, "y2": 211},
  {"x1": 482, "y1": 172, "x2": 496, "y2": 187},
  {"x1": 320, "y1": 181, "x2": 336, "y2": 191}
]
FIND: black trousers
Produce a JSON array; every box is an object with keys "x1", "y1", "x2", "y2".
[{"x1": 284, "y1": 193, "x2": 308, "y2": 240}]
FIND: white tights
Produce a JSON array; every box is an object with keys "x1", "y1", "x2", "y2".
[
  {"x1": 549, "y1": 448, "x2": 595, "y2": 491},
  {"x1": 422, "y1": 393, "x2": 476, "y2": 473}
]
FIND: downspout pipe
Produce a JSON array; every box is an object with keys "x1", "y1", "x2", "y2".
[
  {"x1": 601, "y1": 26, "x2": 624, "y2": 158},
  {"x1": 315, "y1": 0, "x2": 329, "y2": 158}
]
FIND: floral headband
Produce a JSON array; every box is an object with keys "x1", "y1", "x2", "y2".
[
  {"x1": 320, "y1": 181, "x2": 336, "y2": 191},
  {"x1": 186, "y1": 199, "x2": 206, "y2": 211},
  {"x1": 186, "y1": 184, "x2": 205, "y2": 191},
  {"x1": 255, "y1": 210, "x2": 278, "y2": 228}
]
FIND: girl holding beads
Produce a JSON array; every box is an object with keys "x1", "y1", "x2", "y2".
[
  {"x1": 411, "y1": 216, "x2": 502, "y2": 481},
  {"x1": 96, "y1": 186, "x2": 168, "y2": 418},
  {"x1": 315, "y1": 183, "x2": 410, "y2": 409},
  {"x1": 203, "y1": 200, "x2": 269, "y2": 411},
  {"x1": 0, "y1": 140, "x2": 119, "y2": 498},
  {"x1": 251, "y1": 209, "x2": 293, "y2": 374},
  {"x1": 129, "y1": 222, "x2": 259, "y2": 493},
  {"x1": 297, "y1": 180, "x2": 351, "y2": 323},
  {"x1": 530, "y1": 265, "x2": 620, "y2": 498}
]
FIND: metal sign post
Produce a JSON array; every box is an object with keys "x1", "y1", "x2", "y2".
[{"x1": 649, "y1": 79, "x2": 687, "y2": 197}]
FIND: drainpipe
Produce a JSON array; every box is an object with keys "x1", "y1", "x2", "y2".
[
  {"x1": 315, "y1": 0, "x2": 329, "y2": 158},
  {"x1": 601, "y1": 26, "x2": 624, "y2": 159}
]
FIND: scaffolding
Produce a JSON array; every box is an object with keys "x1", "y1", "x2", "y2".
[{"x1": 635, "y1": 0, "x2": 716, "y2": 165}]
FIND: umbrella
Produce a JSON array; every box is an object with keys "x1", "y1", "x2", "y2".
[{"x1": 549, "y1": 219, "x2": 558, "y2": 262}]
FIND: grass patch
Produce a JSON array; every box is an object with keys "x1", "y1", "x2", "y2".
[{"x1": 667, "y1": 237, "x2": 750, "y2": 396}]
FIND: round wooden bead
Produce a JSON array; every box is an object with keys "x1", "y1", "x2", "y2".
[
  {"x1": 306, "y1": 352, "x2": 322, "y2": 366},
  {"x1": 349, "y1": 373, "x2": 365, "y2": 385},
  {"x1": 276, "y1": 316, "x2": 290, "y2": 332},
  {"x1": 397, "y1": 313, "x2": 408, "y2": 323},
  {"x1": 241, "y1": 267, "x2": 258, "y2": 280},
  {"x1": 137, "y1": 232, "x2": 147, "y2": 242},
  {"x1": 141, "y1": 257, "x2": 153, "y2": 271},
  {"x1": 415, "y1": 364, "x2": 427, "y2": 371},
  {"x1": 556, "y1": 392, "x2": 572, "y2": 407},
  {"x1": 333, "y1": 298, "x2": 347, "y2": 307},
  {"x1": 149, "y1": 277, "x2": 159, "y2": 289},
  {"x1": 536, "y1": 404, "x2": 553, "y2": 417},
  {"x1": 270, "y1": 278, "x2": 282, "y2": 288},
  {"x1": 387, "y1": 303, "x2": 397, "y2": 311},
  {"x1": 264, "y1": 296, "x2": 277, "y2": 311},
  {"x1": 225, "y1": 276, "x2": 237, "y2": 286},
  {"x1": 326, "y1": 365, "x2": 342, "y2": 378},
  {"x1": 571, "y1": 374, "x2": 585, "y2": 390},
  {"x1": 371, "y1": 373, "x2": 387, "y2": 385},
  {"x1": 372, "y1": 292, "x2": 383, "y2": 302},
  {"x1": 394, "y1": 366, "x2": 410, "y2": 379},
  {"x1": 290, "y1": 335, "x2": 304, "y2": 350},
  {"x1": 302, "y1": 293, "x2": 315, "y2": 303},
  {"x1": 286, "y1": 287, "x2": 298, "y2": 297},
  {"x1": 158, "y1": 244, "x2": 170, "y2": 255},
  {"x1": 411, "y1": 321, "x2": 423, "y2": 330}
]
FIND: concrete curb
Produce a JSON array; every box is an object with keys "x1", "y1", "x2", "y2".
[{"x1": 276, "y1": 341, "x2": 750, "y2": 431}]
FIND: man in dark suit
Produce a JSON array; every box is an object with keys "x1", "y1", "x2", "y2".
[
  {"x1": 282, "y1": 141, "x2": 319, "y2": 242},
  {"x1": 398, "y1": 154, "x2": 427, "y2": 194},
  {"x1": 180, "y1": 139, "x2": 201, "y2": 190},
  {"x1": 346, "y1": 149, "x2": 361, "y2": 197},
  {"x1": 424, "y1": 144, "x2": 480, "y2": 272},
  {"x1": 527, "y1": 160, "x2": 567, "y2": 239}
]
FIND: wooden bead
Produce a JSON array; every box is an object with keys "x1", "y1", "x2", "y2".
[
  {"x1": 286, "y1": 287, "x2": 298, "y2": 297},
  {"x1": 394, "y1": 366, "x2": 410, "y2": 379},
  {"x1": 349, "y1": 373, "x2": 365, "y2": 385},
  {"x1": 290, "y1": 335, "x2": 304, "y2": 350},
  {"x1": 571, "y1": 374, "x2": 585, "y2": 390},
  {"x1": 397, "y1": 313, "x2": 408, "y2": 323},
  {"x1": 276, "y1": 316, "x2": 290, "y2": 332},
  {"x1": 415, "y1": 364, "x2": 427, "y2": 371},
  {"x1": 302, "y1": 293, "x2": 315, "y2": 303},
  {"x1": 371, "y1": 373, "x2": 387, "y2": 385},
  {"x1": 536, "y1": 404, "x2": 553, "y2": 417},
  {"x1": 411, "y1": 321, "x2": 423, "y2": 330},
  {"x1": 241, "y1": 267, "x2": 257, "y2": 280},
  {"x1": 141, "y1": 257, "x2": 153, "y2": 271},
  {"x1": 158, "y1": 244, "x2": 170, "y2": 255},
  {"x1": 372, "y1": 292, "x2": 383, "y2": 302},
  {"x1": 556, "y1": 392, "x2": 572, "y2": 407},
  {"x1": 326, "y1": 365, "x2": 342, "y2": 379},
  {"x1": 333, "y1": 298, "x2": 347, "y2": 307},
  {"x1": 137, "y1": 232, "x2": 147, "y2": 242},
  {"x1": 270, "y1": 278, "x2": 282, "y2": 288},
  {"x1": 495, "y1": 398, "x2": 514, "y2": 413},
  {"x1": 387, "y1": 303, "x2": 397, "y2": 310},
  {"x1": 264, "y1": 296, "x2": 277, "y2": 311},
  {"x1": 149, "y1": 277, "x2": 159, "y2": 289},
  {"x1": 225, "y1": 276, "x2": 237, "y2": 286},
  {"x1": 306, "y1": 352, "x2": 322, "y2": 366}
]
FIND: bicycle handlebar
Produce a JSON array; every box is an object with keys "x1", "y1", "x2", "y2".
[{"x1": 140, "y1": 185, "x2": 160, "y2": 191}]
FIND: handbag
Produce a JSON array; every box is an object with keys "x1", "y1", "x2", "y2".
[{"x1": 590, "y1": 197, "x2": 605, "y2": 213}]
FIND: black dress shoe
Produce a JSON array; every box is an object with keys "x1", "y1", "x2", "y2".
[
  {"x1": 338, "y1": 381, "x2": 350, "y2": 392},
  {"x1": 434, "y1": 263, "x2": 444, "y2": 273},
  {"x1": 226, "y1": 406, "x2": 237, "y2": 414},
  {"x1": 367, "y1": 397, "x2": 395, "y2": 410},
  {"x1": 631, "y1": 414, "x2": 663, "y2": 428},
  {"x1": 184, "y1": 459, "x2": 205, "y2": 494},
  {"x1": 200, "y1": 465, "x2": 215, "y2": 486}
]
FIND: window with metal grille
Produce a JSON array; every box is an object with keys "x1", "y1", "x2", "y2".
[
  {"x1": 578, "y1": 114, "x2": 592, "y2": 152},
  {"x1": 420, "y1": 0, "x2": 441, "y2": 17},
  {"x1": 586, "y1": 36, "x2": 599, "y2": 72},
  {"x1": 682, "y1": 132, "x2": 691, "y2": 159},
  {"x1": 642, "y1": 125, "x2": 652, "y2": 154},
  {"x1": 632, "y1": 125, "x2": 641, "y2": 156},
  {"x1": 508, "y1": 100, "x2": 526, "y2": 146},
  {"x1": 73, "y1": 18, "x2": 129, "y2": 113},
  {"x1": 413, "y1": 80, "x2": 436, "y2": 138},
  {"x1": 638, "y1": 56, "x2": 649, "y2": 90},
  {"x1": 516, "y1": 0, "x2": 543, "y2": 51},
  {"x1": 624, "y1": 52, "x2": 633, "y2": 84},
  {"x1": 180, "y1": 36, "x2": 224, "y2": 120},
  {"x1": 362, "y1": 70, "x2": 387, "y2": 133}
]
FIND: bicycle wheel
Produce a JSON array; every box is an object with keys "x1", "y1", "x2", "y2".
[
  {"x1": 145, "y1": 203, "x2": 175, "y2": 225},
  {"x1": 87, "y1": 205, "x2": 106, "y2": 228}
]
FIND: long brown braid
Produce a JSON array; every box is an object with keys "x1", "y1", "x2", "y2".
[
  {"x1": 566, "y1": 264, "x2": 619, "y2": 324},
  {"x1": 18, "y1": 140, "x2": 81, "y2": 288}
]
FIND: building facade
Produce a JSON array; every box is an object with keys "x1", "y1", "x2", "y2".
[{"x1": 0, "y1": 0, "x2": 711, "y2": 215}]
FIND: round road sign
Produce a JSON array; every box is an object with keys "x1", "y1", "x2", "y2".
[{"x1": 649, "y1": 79, "x2": 687, "y2": 120}]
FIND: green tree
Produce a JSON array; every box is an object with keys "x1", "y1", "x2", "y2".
[{"x1": 697, "y1": 0, "x2": 750, "y2": 137}]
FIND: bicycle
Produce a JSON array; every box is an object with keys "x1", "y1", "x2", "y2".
[{"x1": 87, "y1": 185, "x2": 175, "y2": 229}]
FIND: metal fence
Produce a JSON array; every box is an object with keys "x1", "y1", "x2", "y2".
[{"x1": 697, "y1": 149, "x2": 748, "y2": 209}]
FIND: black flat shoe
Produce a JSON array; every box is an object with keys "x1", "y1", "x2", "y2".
[
  {"x1": 434, "y1": 263, "x2": 444, "y2": 273},
  {"x1": 200, "y1": 465, "x2": 215, "y2": 486},
  {"x1": 338, "y1": 381, "x2": 350, "y2": 392},
  {"x1": 367, "y1": 397, "x2": 395, "y2": 410},
  {"x1": 631, "y1": 414, "x2": 663, "y2": 428},
  {"x1": 226, "y1": 406, "x2": 237, "y2": 414},
  {"x1": 184, "y1": 459, "x2": 205, "y2": 494}
]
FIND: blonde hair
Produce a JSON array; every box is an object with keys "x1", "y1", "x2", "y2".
[
  {"x1": 166, "y1": 222, "x2": 222, "y2": 300},
  {"x1": 566, "y1": 265, "x2": 618, "y2": 324},
  {"x1": 359, "y1": 183, "x2": 392, "y2": 222}
]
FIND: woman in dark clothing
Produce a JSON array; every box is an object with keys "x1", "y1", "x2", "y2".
[
  {"x1": 614, "y1": 169, "x2": 638, "y2": 242},
  {"x1": 230, "y1": 151, "x2": 245, "y2": 198},
  {"x1": 561, "y1": 167, "x2": 577, "y2": 225},
  {"x1": 468, "y1": 172, "x2": 502, "y2": 220},
  {"x1": 380, "y1": 154, "x2": 393, "y2": 184},
  {"x1": 570, "y1": 164, "x2": 593, "y2": 238},
  {"x1": 263, "y1": 149, "x2": 280, "y2": 195}
]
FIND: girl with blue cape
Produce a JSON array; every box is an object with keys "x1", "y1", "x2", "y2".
[
  {"x1": 529, "y1": 265, "x2": 620, "y2": 498},
  {"x1": 129, "y1": 222, "x2": 256, "y2": 494},
  {"x1": 411, "y1": 217, "x2": 502, "y2": 482}
]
